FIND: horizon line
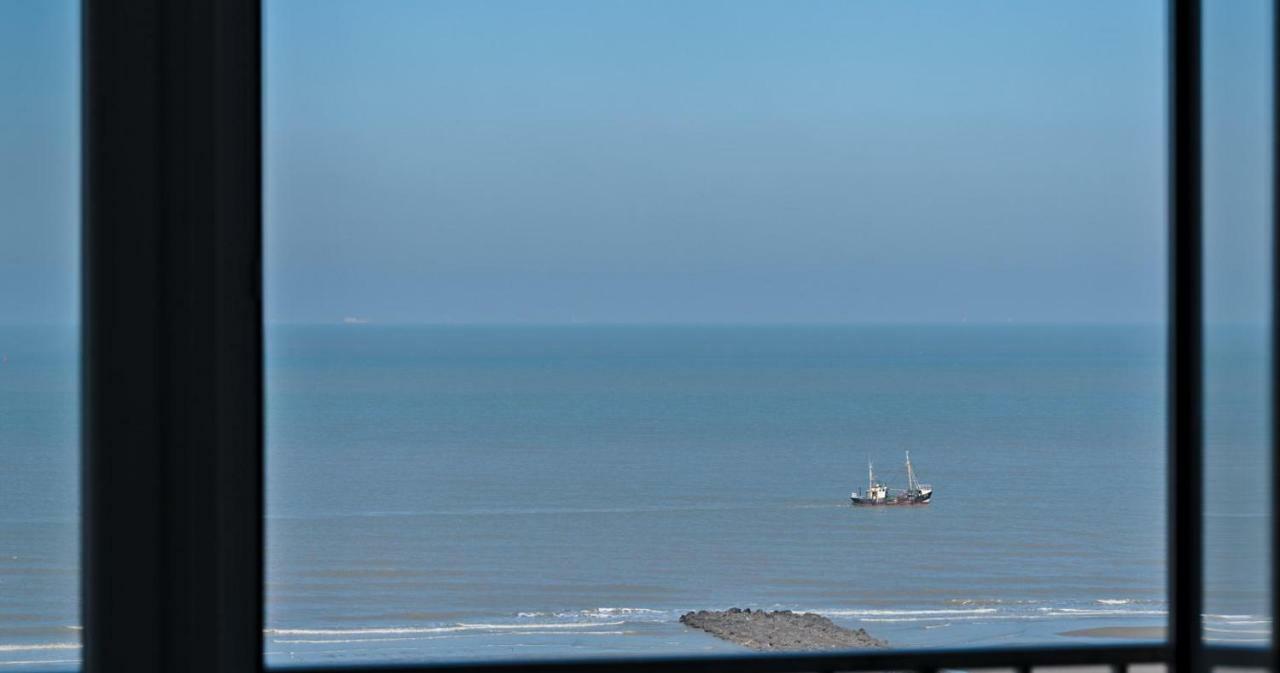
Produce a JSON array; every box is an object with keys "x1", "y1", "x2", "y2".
[
  {"x1": 270, "y1": 319, "x2": 1177, "y2": 328},
  {"x1": 6, "y1": 319, "x2": 1276, "y2": 329}
]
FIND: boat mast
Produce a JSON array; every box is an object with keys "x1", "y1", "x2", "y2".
[
  {"x1": 868, "y1": 459, "x2": 873, "y2": 491},
  {"x1": 906, "y1": 451, "x2": 916, "y2": 491}
]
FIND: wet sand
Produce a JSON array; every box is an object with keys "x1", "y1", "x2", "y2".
[{"x1": 1059, "y1": 626, "x2": 1167, "y2": 639}]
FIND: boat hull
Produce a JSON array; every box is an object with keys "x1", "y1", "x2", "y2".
[
  {"x1": 850, "y1": 492, "x2": 932, "y2": 506},
  {"x1": 851, "y1": 453, "x2": 932, "y2": 506}
]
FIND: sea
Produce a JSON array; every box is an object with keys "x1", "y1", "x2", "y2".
[{"x1": 0, "y1": 324, "x2": 1270, "y2": 669}]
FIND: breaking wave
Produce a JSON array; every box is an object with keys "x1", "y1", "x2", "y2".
[
  {"x1": 258, "y1": 600, "x2": 1271, "y2": 649},
  {"x1": 821, "y1": 608, "x2": 999, "y2": 617},
  {"x1": 810, "y1": 602, "x2": 1173, "y2": 624},
  {"x1": 517, "y1": 607, "x2": 667, "y2": 621},
  {"x1": 273, "y1": 630, "x2": 629, "y2": 645},
  {"x1": 266, "y1": 621, "x2": 624, "y2": 637},
  {"x1": 0, "y1": 643, "x2": 81, "y2": 653}
]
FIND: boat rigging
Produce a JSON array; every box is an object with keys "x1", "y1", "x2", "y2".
[{"x1": 850, "y1": 451, "x2": 933, "y2": 506}]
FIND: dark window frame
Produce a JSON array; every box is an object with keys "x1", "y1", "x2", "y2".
[{"x1": 78, "y1": 1, "x2": 1277, "y2": 672}]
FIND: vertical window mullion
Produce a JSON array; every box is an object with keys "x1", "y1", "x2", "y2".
[
  {"x1": 82, "y1": 1, "x2": 263, "y2": 672},
  {"x1": 1168, "y1": 1, "x2": 1204, "y2": 673}
]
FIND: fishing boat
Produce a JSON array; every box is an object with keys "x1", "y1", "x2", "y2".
[{"x1": 850, "y1": 451, "x2": 933, "y2": 506}]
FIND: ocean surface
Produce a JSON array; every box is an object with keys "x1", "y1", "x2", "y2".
[{"x1": 0, "y1": 324, "x2": 1270, "y2": 669}]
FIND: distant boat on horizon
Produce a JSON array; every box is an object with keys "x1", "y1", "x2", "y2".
[{"x1": 850, "y1": 451, "x2": 933, "y2": 506}]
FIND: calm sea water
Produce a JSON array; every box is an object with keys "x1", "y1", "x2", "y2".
[
  {"x1": 0, "y1": 327, "x2": 79, "y2": 671},
  {"x1": 0, "y1": 324, "x2": 1269, "y2": 669}
]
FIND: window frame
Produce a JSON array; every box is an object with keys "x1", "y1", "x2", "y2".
[{"x1": 78, "y1": 0, "x2": 1276, "y2": 672}]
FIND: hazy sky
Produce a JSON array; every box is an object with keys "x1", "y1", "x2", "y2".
[
  {"x1": 1, "y1": 1, "x2": 78, "y2": 326},
  {"x1": 268, "y1": 0, "x2": 1173, "y2": 325},
  {"x1": 0, "y1": 1, "x2": 1272, "y2": 325}
]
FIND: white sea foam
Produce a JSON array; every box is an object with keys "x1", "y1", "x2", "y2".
[
  {"x1": 821, "y1": 608, "x2": 998, "y2": 617},
  {"x1": 1204, "y1": 627, "x2": 1271, "y2": 634},
  {"x1": 266, "y1": 621, "x2": 625, "y2": 637},
  {"x1": 1040, "y1": 607, "x2": 1168, "y2": 617},
  {"x1": 580, "y1": 607, "x2": 665, "y2": 618},
  {"x1": 850, "y1": 605, "x2": 1168, "y2": 623},
  {"x1": 0, "y1": 643, "x2": 81, "y2": 653},
  {"x1": 0, "y1": 660, "x2": 81, "y2": 668},
  {"x1": 1095, "y1": 599, "x2": 1132, "y2": 605},
  {"x1": 273, "y1": 630, "x2": 630, "y2": 645},
  {"x1": 517, "y1": 607, "x2": 668, "y2": 622}
]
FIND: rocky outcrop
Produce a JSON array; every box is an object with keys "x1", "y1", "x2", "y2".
[{"x1": 679, "y1": 608, "x2": 888, "y2": 651}]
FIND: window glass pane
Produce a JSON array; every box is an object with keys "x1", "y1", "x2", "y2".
[
  {"x1": 0, "y1": 1, "x2": 81, "y2": 670},
  {"x1": 266, "y1": 0, "x2": 1167, "y2": 664},
  {"x1": 1202, "y1": 0, "x2": 1274, "y2": 647}
]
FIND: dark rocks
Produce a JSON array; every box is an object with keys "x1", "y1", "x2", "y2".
[{"x1": 679, "y1": 608, "x2": 888, "y2": 651}]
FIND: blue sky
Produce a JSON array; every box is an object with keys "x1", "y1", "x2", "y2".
[
  {"x1": 0, "y1": 0, "x2": 1272, "y2": 325},
  {"x1": 0, "y1": 0, "x2": 78, "y2": 326}
]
